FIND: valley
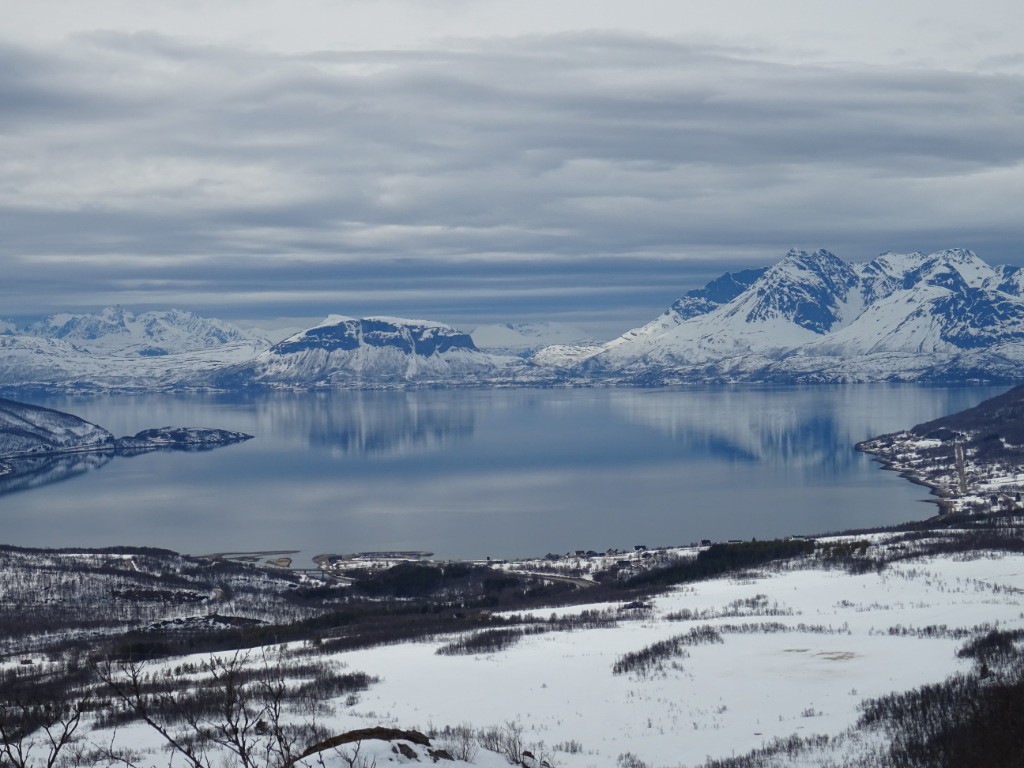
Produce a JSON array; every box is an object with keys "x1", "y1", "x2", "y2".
[{"x1": 2, "y1": 387, "x2": 1024, "y2": 766}]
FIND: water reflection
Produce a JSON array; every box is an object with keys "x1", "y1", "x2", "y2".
[
  {"x1": 610, "y1": 386, "x2": 999, "y2": 474},
  {"x1": 255, "y1": 392, "x2": 476, "y2": 457},
  {"x1": 1, "y1": 385, "x2": 1009, "y2": 559},
  {"x1": 0, "y1": 450, "x2": 114, "y2": 496}
]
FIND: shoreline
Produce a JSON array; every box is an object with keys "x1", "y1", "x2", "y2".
[
  {"x1": 856, "y1": 429, "x2": 1024, "y2": 518},
  {"x1": 854, "y1": 443, "x2": 955, "y2": 515}
]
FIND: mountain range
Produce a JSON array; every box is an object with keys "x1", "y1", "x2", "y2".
[
  {"x1": 0, "y1": 307, "x2": 274, "y2": 391},
  {"x1": 4, "y1": 248, "x2": 1024, "y2": 390},
  {"x1": 559, "y1": 248, "x2": 1024, "y2": 384}
]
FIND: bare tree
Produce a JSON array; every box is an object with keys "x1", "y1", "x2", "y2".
[
  {"x1": 0, "y1": 695, "x2": 86, "y2": 768},
  {"x1": 93, "y1": 650, "x2": 325, "y2": 768}
]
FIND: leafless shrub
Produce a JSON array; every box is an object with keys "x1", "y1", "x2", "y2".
[
  {"x1": 477, "y1": 720, "x2": 525, "y2": 764},
  {"x1": 434, "y1": 723, "x2": 478, "y2": 762}
]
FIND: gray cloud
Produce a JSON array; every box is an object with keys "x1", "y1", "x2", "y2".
[{"x1": 2, "y1": 31, "x2": 1023, "y2": 334}]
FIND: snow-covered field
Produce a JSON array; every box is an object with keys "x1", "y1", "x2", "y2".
[{"x1": 68, "y1": 539, "x2": 1024, "y2": 767}]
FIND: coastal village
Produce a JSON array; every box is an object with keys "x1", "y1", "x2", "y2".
[{"x1": 857, "y1": 386, "x2": 1024, "y2": 516}]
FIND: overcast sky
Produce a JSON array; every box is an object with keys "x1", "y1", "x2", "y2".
[{"x1": 2, "y1": 1, "x2": 1024, "y2": 336}]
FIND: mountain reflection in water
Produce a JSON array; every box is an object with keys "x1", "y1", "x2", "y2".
[
  {"x1": 0, "y1": 450, "x2": 114, "y2": 497},
  {"x1": 256, "y1": 392, "x2": 475, "y2": 456},
  {"x1": 2, "y1": 385, "x2": 1007, "y2": 560},
  {"x1": 610, "y1": 386, "x2": 970, "y2": 474}
]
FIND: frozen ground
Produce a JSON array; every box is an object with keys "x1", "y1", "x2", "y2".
[{"x1": 68, "y1": 537, "x2": 1024, "y2": 767}]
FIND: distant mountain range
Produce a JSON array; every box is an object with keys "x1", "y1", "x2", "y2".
[
  {"x1": 20, "y1": 306, "x2": 271, "y2": 356},
  {"x1": 470, "y1": 321, "x2": 597, "y2": 355},
  {"x1": 5, "y1": 248, "x2": 1024, "y2": 390},
  {"x1": 0, "y1": 307, "x2": 273, "y2": 391}
]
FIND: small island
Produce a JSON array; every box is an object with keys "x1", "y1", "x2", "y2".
[{"x1": 0, "y1": 396, "x2": 252, "y2": 486}]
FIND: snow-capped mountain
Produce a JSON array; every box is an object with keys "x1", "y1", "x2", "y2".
[
  {"x1": 22, "y1": 306, "x2": 271, "y2": 356},
  {"x1": 565, "y1": 248, "x2": 1024, "y2": 383},
  {"x1": 0, "y1": 308, "x2": 275, "y2": 392},
  {"x1": 212, "y1": 315, "x2": 530, "y2": 388},
  {"x1": 5, "y1": 250, "x2": 1024, "y2": 390}
]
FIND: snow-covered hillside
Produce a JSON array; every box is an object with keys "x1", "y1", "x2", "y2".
[
  {"x1": 0, "y1": 397, "x2": 113, "y2": 459},
  {"x1": 213, "y1": 315, "x2": 533, "y2": 388},
  {"x1": 565, "y1": 248, "x2": 1024, "y2": 383},
  {"x1": 0, "y1": 397, "x2": 250, "y2": 486},
  {"x1": 321, "y1": 548, "x2": 1022, "y2": 767},
  {"x1": 24, "y1": 531, "x2": 1024, "y2": 768}
]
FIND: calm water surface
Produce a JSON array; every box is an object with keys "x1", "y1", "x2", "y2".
[{"x1": 1, "y1": 385, "x2": 1006, "y2": 562}]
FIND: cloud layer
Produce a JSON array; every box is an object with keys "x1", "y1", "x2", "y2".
[{"x1": 2, "y1": 28, "x2": 1024, "y2": 333}]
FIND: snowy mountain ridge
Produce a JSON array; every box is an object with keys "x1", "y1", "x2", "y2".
[
  {"x1": 4, "y1": 248, "x2": 1024, "y2": 390},
  {"x1": 569, "y1": 248, "x2": 1024, "y2": 383},
  {"x1": 21, "y1": 306, "x2": 272, "y2": 357}
]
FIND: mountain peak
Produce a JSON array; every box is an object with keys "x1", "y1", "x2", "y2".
[
  {"x1": 669, "y1": 267, "x2": 770, "y2": 322},
  {"x1": 745, "y1": 248, "x2": 858, "y2": 334},
  {"x1": 583, "y1": 246, "x2": 1024, "y2": 384},
  {"x1": 783, "y1": 247, "x2": 838, "y2": 262}
]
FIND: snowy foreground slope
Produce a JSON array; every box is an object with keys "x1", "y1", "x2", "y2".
[
  {"x1": 302, "y1": 550, "x2": 1023, "y2": 767},
  {"x1": 18, "y1": 529, "x2": 1018, "y2": 768}
]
